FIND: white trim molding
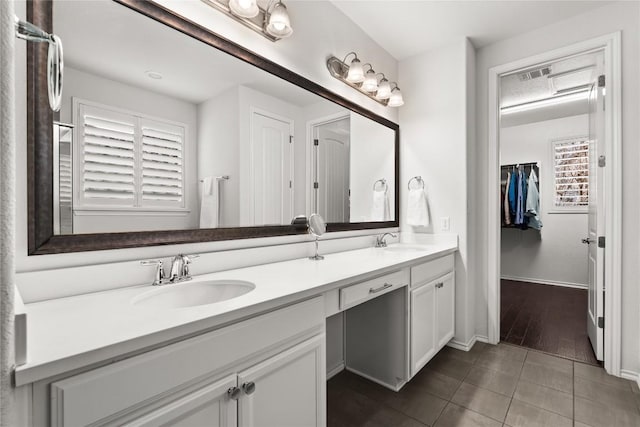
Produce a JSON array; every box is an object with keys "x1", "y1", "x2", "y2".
[
  {"x1": 620, "y1": 370, "x2": 640, "y2": 390},
  {"x1": 447, "y1": 335, "x2": 489, "y2": 352},
  {"x1": 487, "y1": 32, "x2": 622, "y2": 376}
]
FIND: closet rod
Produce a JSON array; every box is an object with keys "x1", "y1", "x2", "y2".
[{"x1": 501, "y1": 162, "x2": 539, "y2": 168}]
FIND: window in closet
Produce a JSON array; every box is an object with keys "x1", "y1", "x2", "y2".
[{"x1": 552, "y1": 137, "x2": 589, "y2": 211}]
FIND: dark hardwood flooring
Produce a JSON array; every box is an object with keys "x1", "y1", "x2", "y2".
[{"x1": 500, "y1": 279, "x2": 599, "y2": 365}]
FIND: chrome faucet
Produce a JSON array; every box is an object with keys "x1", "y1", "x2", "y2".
[
  {"x1": 141, "y1": 254, "x2": 199, "y2": 286},
  {"x1": 375, "y1": 233, "x2": 397, "y2": 248}
]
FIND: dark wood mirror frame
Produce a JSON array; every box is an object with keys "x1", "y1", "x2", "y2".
[{"x1": 27, "y1": 0, "x2": 400, "y2": 255}]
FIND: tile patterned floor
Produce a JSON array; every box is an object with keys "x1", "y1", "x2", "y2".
[
  {"x1": 500, "y1": 280, "x2": 598, "y2": 365},
  {"x1": 328, "y1": 343, "x2": 640, "y2": 427}
]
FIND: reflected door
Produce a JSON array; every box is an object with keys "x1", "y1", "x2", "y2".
[
  {"x1": 586, "y1": 78, "x2": 605, "y2": 361},
  {"x1": 251, "y1": 112, "x2": 293, "y2": 226},
  {"x1": 314, "y1": 119, "x2": 350, "y2": 222}
]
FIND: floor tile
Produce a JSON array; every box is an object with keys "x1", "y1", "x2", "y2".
[
  {"x1": 426, "y1": 351, "x2": 474, "y2": 381},
  {"x1": 504, "y1": 399, "x2": 572, "y2": 427},
  {"x1": 411, "y1": 368, "x2": 462, "y2": 400},
  {"x1": 434, "y1": 403, "x2": 502, "y2": 427},
  {"x1": 451, "y1": 382, "x2": 511, "y2": 422},
  {"x1": 524, "y1": 350, "x2": 573, "y2": 376},
  {"x1": 383, "y1": 381, "x2": 448, "y2": 426},
  {"x1": 484, "y1": 343, "x2": 528, "y2": 363},
  {"x1": 574, "y1": 396, "x2": 640, "y2": 427},
  {"x1": 440, "y1": 345, "x2": 484, "y2": 364},
  {"x1": 475, "y1": 352, "x2": 524, "y2": 377},
  {"x1": 574, "y1": 361, "x2": 635, "y2": 391},
  {"x1": 465, "y1": 366, "x2": 520, "y2": 397},
  {"x1": 574, "y1": 375, "x2": 639, "y2": 413},
  {"x1": 513, "y1": 380, "x2": 573, "y2": 418},
  {"x1": 364, "y1": 406, "x2": 427, "y2": 427},
  {"x1": 327, "y1": 384, "x2": 379, "y2": 427},
  {"x1": 519, "y1": 362, "x2": 573, "y2": 394}
]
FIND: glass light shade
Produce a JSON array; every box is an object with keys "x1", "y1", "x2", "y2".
[
  {"x1": 228, "y1": 0, "x2": 259, "y2": 18},
  {"x1": 388, "y1": 88, "x2": 404, "y2": 107},
  {"x1": 376, "y1": 78, "x2": 391, "y2": 100},
  {"x1": 266, "y1": 2, "x2": 293, "y2": 38},
  {"x1": 362, "y1": 69, "x2": 378, "y2": 92},
  {"x1": 346, "y1": 58, "x2": 364, "y2": 83}
]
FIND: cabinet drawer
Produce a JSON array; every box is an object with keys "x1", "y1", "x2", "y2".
[
  {"x1": 340, "y1": 269, "x2": 409, "y2": 310},
  {"x1": 50, "y1": 297, "x2": 324, "y2": 427},
  {"x1": 411, "y1": 254, "x2": 454, "y2": 288}
]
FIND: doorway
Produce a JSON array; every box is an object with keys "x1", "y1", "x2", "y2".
[{"x1": 487, "y1": 32, "x2": 622, "y2": 375}]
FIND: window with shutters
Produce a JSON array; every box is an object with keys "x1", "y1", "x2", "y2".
[
  {"x1": 552, "y1": 137, "x2": 589, "y2": 212},
  {"x1": 75, "y1": 100, "x2": 185, "y2": 211}
]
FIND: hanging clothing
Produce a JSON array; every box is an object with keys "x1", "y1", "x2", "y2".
[
  {"x1": 503, "y1": 172, "x2": 512, "y2": 225},
  {"x1": 508, "y1": 169, "x2": 517, "y2": 217},
  {"x1": 515, "y1": 170, "x2": 525, "y2": 225},
  {"x1": 525, "y1": 169, "x2": 543, "y2": 230}
]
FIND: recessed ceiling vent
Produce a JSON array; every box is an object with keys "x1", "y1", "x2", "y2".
[{"x1": 519, "y1": 67, "x2": 551, "y2": 81}]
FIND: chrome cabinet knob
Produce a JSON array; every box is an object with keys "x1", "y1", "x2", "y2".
[
  {"x1": 242, "y1": 382, "x2": 256, "y2": 395},
  {"x1": 228, "y1": 387, "x2": 242, "y2": 400}
]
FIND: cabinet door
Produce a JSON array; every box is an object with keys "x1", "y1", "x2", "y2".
[
  {"x1": 410, "y1": 281, "x2": 437, "y2": 377},
  {"x1": 238, "y1": 334, "x2": 325, "y2": 427},
  {"x1": 123, "y1": 374, "x2": 237, "y2": 427},
  {"x1": 436, "y1": 272, "x2": 455, "y2": 349}
]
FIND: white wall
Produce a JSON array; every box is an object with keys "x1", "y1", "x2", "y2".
[
  {"x1": 13, "y1": 0, "x2": 399, "y2": 300},
  {"x1": 349, "y1": 112, "x2": 395, "y2": 222},
  {"x1": 61, "y1": 67, "x2": 199, "y2": 232},
  {"x1": 399, "y1": 38, "x2": 476, "y2": 347},
  {"x1": 197, "y1": 87, "x2": 240, "y2": 227},
  {"x1": 500, "y1": 115, "x2": 589, "y2": 287},
  {"x1": 474, "y1": 1, "x2": 640, "y2": 373}
]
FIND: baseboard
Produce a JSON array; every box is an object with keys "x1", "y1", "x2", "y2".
[
  {"x1": 501, "y1": 275, "x2": 588, "y2": 290},
  {"x1": 447, "y1": 335, "x2": 490, "y2": 352},
  {"x1": 620, "y1": 369, "x2": 640, "y2": 388},
  {"x1": 327, "y1": 362, "x2": 345, "y2": 380},
  {"x1": 345, "y1": 366, "x2": 405, "y2": 392}
]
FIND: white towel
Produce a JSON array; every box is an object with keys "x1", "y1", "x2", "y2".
[
  {"x1": 371, "y1": 190, "x2": 390, "y2": 221},
  {"x1": 199, "y1": 177, "x2": 219, "y2": 228},
  {"x1": 407, "y1": 188, "x2": 430, "y2": 226}
]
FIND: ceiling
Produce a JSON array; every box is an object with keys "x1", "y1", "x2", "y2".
[
  {"x1": 330, "y1": 1, "x2": 612, "y2": 61},
  {"x1": 53, "y1": 0, "x2": 321, "y2": 106}
]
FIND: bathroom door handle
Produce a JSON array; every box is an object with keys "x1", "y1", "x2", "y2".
[
  {"x1": 582, "y1": 238, "x2": 595, "y2": 244},
  {"x1": 370, "y1": 283, "x2": 393, "y2": 294}
]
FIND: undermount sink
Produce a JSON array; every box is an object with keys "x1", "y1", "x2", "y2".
[
  {"x1": 132, "y1": 280, "x2": 255, "y2": 309},
  {"x1": 384, "y1": 244, "x2": 430, "y2": 252}
]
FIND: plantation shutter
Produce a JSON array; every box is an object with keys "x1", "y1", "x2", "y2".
[
  {"x1": 79, "y1": 105, "x2": 136, "y2": 206},
  {"x1": 553, "y1": 138, "x2": 589, "y2": 207},
  {"x1": 140, "y1": 119, "x2": 184, "y2": 206}
]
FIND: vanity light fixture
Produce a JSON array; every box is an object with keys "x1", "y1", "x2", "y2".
[
  {"x1": 201, "y1": 0, "x2": 293, "y2": 42},
  {"x1": 326, "y1": 53, "x2": 403, "y2": 107}
]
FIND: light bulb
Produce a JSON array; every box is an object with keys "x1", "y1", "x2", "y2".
[
  {"x1": 229, "y1": 0, "x2": 259, "y2": 18},
  {"x1": 266, "y1": 2, "x2": 293, "y2": 37},
  {"x1": 362, "y1": 69, "x2": 378, "y2": 92},
  {"x1": 388, "y1": 87, "x2": 404, "y2": 107},
  {"x1": 376, "y1": 78, "x2": 391, "y2": 100},
  {"x1": 346, "y1": 58, "x2": 364, "y2": 83}
]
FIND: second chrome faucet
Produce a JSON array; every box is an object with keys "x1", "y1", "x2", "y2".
[{"x1": 141, "y1": 254, "x2": 199, "y2": 286}]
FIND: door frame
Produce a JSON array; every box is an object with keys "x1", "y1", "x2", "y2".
[
  {"x1": 248, "y1": 106, "x2": 295, "y2": 225},
  {"x1": 305, "y1": 112, "x2": 351, "y2": 216},
  {"x1": 486, "y1": 32, "x2": 622, "y2": 375}
]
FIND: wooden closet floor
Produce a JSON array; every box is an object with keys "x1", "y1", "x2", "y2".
[{"x1": 500, "y1": 279, "x2": 599, "y2": 365}]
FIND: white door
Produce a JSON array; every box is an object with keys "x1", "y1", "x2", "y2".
[
  {"x1": 410, "y1": 281, "x2": 437, "y2": 377},
  {"x1": 436, "y1": 272, "x2": 456, "y2": 349},
  {"x1": 123, "y1": 375, "x2": 237, "y2": 427},
  {"x1": 586, "y1": 78, "x2": 606, "y2": 361},
  {"x1": 238, "y1": 335, "x2": 325, "y2": 427},
  {"x1": 251, "y1": 112, "x2": 293, "y2": 226},
  {"x1": 313, "y1": 119, "x2": 350, "y2": 222}
]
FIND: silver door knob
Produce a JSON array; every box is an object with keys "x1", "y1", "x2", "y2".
[
  {"x1": 242, "y1": 382, "x2": 256, "y2": 395},
  {"x1": 227, "y1": 387, "x2": 242, "y2": 400}
]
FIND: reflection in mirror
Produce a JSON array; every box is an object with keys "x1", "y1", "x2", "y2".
[
  {"x1": 308, "y1": 213, "x2": 326, "y2": 260},
  {"x1": 52, "y1": 0, "x2": 395, "y2": 235}
]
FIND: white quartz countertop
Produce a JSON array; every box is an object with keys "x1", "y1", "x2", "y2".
[{"x1": 15, "y1": 241, "x2": 457, "y2": 386}]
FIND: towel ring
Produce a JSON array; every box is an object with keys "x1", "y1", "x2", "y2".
[
  {"x1": 373, "y1": 178, "x2": 388, "y2": 193},
  {"x1": 408, "y1": 176, "x2": 424, "y2": 190}
]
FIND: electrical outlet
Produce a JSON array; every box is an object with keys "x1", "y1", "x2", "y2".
[{"x1": 440, "y1": 217, "x2": 450, "y2": 231}]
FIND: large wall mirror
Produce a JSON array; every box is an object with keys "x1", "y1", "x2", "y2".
[{"x1": 28, "y1": 0, "x2": 399, "y2": 254}]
